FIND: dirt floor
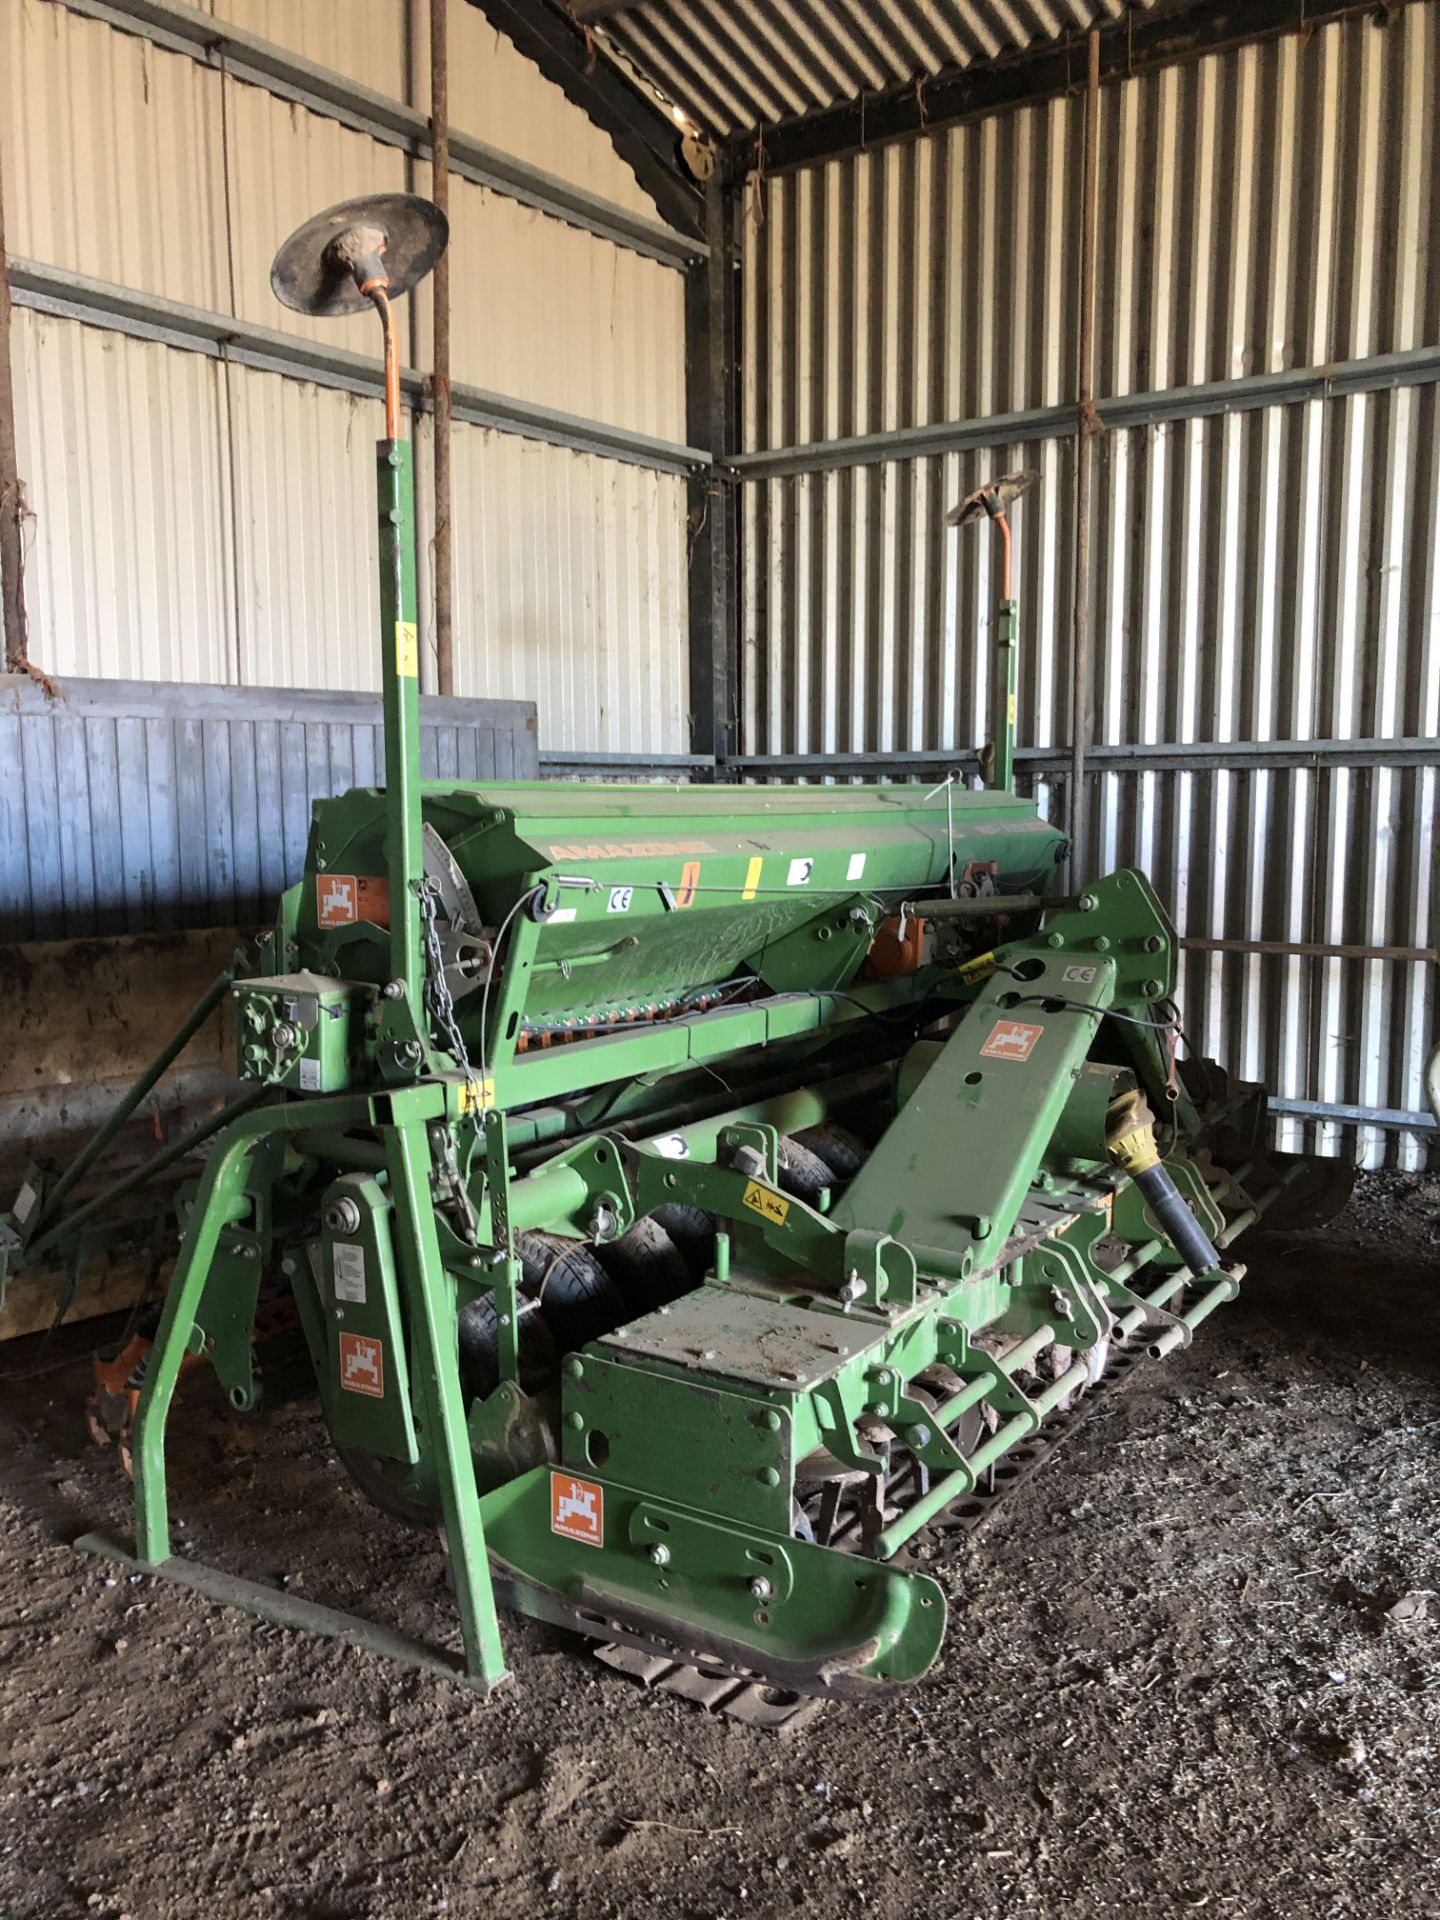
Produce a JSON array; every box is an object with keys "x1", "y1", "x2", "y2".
[{"x1": 0, "y1": 1170, "x2": 1436, "y2": 1920}]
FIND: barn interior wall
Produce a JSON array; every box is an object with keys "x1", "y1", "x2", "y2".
[
  {"x1": 737, "y1": 4, "x2": 1439, "y2": 1169},
  {"x1": 0, "y1": 0, "x2": 691, "y2": 754}
]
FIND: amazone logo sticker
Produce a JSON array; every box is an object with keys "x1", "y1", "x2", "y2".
[
  {"x1": 551, "y1": 1472, "x2": 604, "y2": 1548},
  {"x1": 979, "y1": 1018, "x2": 1044, "y2": 1063},
  {"x1": 339, "y1": 1331, "x2": 384, "y2": 1398},
  {"x1": 742, "y1": 1180, "x2": 790, "y2": 1226},
  {"x1": 317, "y1": 874, "x2": 390, "y2": 929}
]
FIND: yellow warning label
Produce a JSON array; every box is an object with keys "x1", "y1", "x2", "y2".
[
  {"x1": 742, "y1": 1180, "x2": 790, "y2": 1227},
  {"x1": 395, "y1": 620, "x2": 418, "y2": 677},
  {"x1": 742, "y1": 855, "x2": 764, "y2": 900},
  {"x1": 1007, "y1": 692, "x2": 1017, "y2": 724},
  {"x1": 456, "y1": 1077, "x2": 496, "y2": 1114},
  {"x1": 958, "y1": 950, "x2": 998, "y2": 985}
]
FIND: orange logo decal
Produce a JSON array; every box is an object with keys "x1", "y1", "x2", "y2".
[
  {"x1": 550, "y1": 1471, "x2": 604, "y2": 1548},
  {"x1": 676, "y1": 860, "x2": 702, "y2": 909},
  {"x1": 979, "y1": 1019, "x2": 1044, "y2": 1063},
  {"x1": 317, "y1": 874, "x2": 390, "y2": 929},
  {"x1": 338, "y1": 1332, "x2": 384, "y2": 1397}
]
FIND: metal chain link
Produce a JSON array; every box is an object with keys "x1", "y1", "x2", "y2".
[
  {"x1": 417, "y1": 878, "x2": 481, "y2": 1108},
  {"x1": 416, "y1": 878, "x2": 481, "y2": 1244}
]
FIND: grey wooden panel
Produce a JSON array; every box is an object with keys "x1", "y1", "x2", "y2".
[
  {"x1": 114, "y1": 717, "x2": 153, "y2": 932},
  {"x1": 0, "y1": 675, "x2": 540, "y2": 939}
]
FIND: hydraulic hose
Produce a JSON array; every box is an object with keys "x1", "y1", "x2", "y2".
[
  {"x1": 1107, "y1": 1087, "x2": 1224, "y2": 1277},
  {"x1": 1128, "y1": 1161, "x2": 1223, "y2": 1277}
]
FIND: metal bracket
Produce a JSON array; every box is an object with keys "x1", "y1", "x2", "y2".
[{"x1": 1027, "y1": 1237, "x2": 1115, "y2": 1349}]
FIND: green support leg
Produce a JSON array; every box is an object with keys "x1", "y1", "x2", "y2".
[
  {"x1": 385, "y1": 1111, "x2": 510, "y2": 1692},
  {"x1": 129, "y1": 1092, "x2": 380, "y2": 1564},
  {"x1": 132, "y1": 1129, "x2": 264, "y2": 1564}
]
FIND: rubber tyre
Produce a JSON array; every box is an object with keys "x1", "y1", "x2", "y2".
[
  {"x1": 793, "y1": 1123, "x2": 868, "y2": 1182},
  {"x1": 457, "y1": 1291, "x2": 557, "y2": 1402},
  {"x1": 596, "y1": 1215, "x2": 695, "y2": 1313},
  {"x1": 650, "y1": 1202, "x2": 718, "y2": 1279},
  {"x1": 775, "y1": 1136, "x2": 833, "y2": 1207},
  {"x1": 516, "y1": 1231, "x2": 627, "y2": 1353}
]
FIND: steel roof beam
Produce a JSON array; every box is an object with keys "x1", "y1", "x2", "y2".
[
  {"x1": 726, "y1": 0, "x2": 1408, "y2": 175},
  {"x1": 466, "y1": 0, "x2": 704, "y2": 241}
]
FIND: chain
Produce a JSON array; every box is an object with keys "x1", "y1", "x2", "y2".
[
  {"x1": 417, "y1": 879, "x2": 481, "y2": 1107},
  {"x1": 416, "y1": 878, "x2": 482, "y2": 1245}
]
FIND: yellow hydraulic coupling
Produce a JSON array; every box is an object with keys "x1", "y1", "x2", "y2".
[{"x1": 1105, "y1": 1087, "x2": 1163, "y2": 1177}]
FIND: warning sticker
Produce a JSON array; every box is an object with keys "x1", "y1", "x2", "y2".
[
  {"x1": 317, "y1": 874, "x2": 390, "y2": 929},
  {"x1": 551, "y1": 1472, "x2": 604, "y2": 1548},
  {"x1": 742, "y1": 1179, "x2": 790, "y2": 1227},
  {"x1": 298, "y1": 1057, "x2": 321, "y2": 1092},
  {"x1": 676, "y1": 860, "x2": 702, "y2": 909},
  {"x1": 979, "y1": 1019, "x2": 1045, "y2": 1063},
  {"x1": 338, "y1": 1331, "x2": 384, "y2": 1397},
  {"x1": 13, "y1": 1180, "x2": 36, "y2": 1225},
  {"x1": 742, "y1": 855, "x2": 764, "y2": 901},
  {"x1": 958, "y1": 950, "x2": 998, "y2": 986},
  {"x1": 333, "y1": 1242, "x2": 367, "y2": 1305},
  {"x1": 395, "y1": 620, "x2": 418, "y2": 677},
  {"x1": 846, "y1": 852, "x2": 867, "y2": 882},
  {"x1": 787, "y1": 857, "x2": 814, "y2": 887},
  {"x1": 455, "y1": 1077, "x2": 496, "y2": 1114}
]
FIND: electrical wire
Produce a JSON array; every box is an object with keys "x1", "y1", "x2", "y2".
[
  {"x1": 1003, "y1": 990, "x2": 1182, "y2": 1033},
  {"x1": 475, "y1": 883, "x2": 550, "y2": 1109}
]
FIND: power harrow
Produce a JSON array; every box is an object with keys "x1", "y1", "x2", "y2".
[{"x1": 1, "y1": 197, "x2": 1321, "y2": 1720}]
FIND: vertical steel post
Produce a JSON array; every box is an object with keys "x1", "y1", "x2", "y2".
[
  {"x1": 430, "y1": 0, "x2": 455, "y2": 697},
  {"x1": 686, "y1": 166, "x2": 740, "y2": 779},
  {"x1": 377, "y1": 436, "x2": 427, "y2": 1030},
  {"x1": 0, "y1": 128, "x2": 27, "y2": 672},
  {"x1": 1068, "y1": 26, "x2": 1102, "y2": 879}
]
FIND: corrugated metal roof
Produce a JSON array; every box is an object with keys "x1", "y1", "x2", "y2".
[{"x1": 581, "y1": 0, "x2": 1148, "y2": 137}]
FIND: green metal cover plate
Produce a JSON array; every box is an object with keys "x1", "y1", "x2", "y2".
[{"x1": 596, "y1": 1285, "x2": 885, "y2": 1393}]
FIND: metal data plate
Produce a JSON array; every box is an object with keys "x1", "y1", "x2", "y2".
[{"x1": 599, "y1": 1285, "x2": 874, "y2": 1393}]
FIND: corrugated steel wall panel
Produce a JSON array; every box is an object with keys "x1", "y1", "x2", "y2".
[
  {"x1": 742, "y1": 7, "x2": 1439, "y2": 1166},
  {"x1": 11, "y1": 309, "x2": 237, "y2": 684},
  {"x1": 213, "y1": 0, "x2": 665, "y2": 221},
  {"x1": 430, "y1": 421, "x2": 689, "y2": 753},
  {"x1": 422, "y1": 160, "x2": 685, "y2": 436},
  {"x1": 0, "y1": 676, "x2": 538, "y2": 941},
  {"x1": 207, "y1": 0, "x2": 411, "y2": 99},
  {"x1": 1, "y1": 0, "x2": 687, "y2": 752},
  {"x1": 1, "y1": 0, "x2": 230, "y2": 310}
]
